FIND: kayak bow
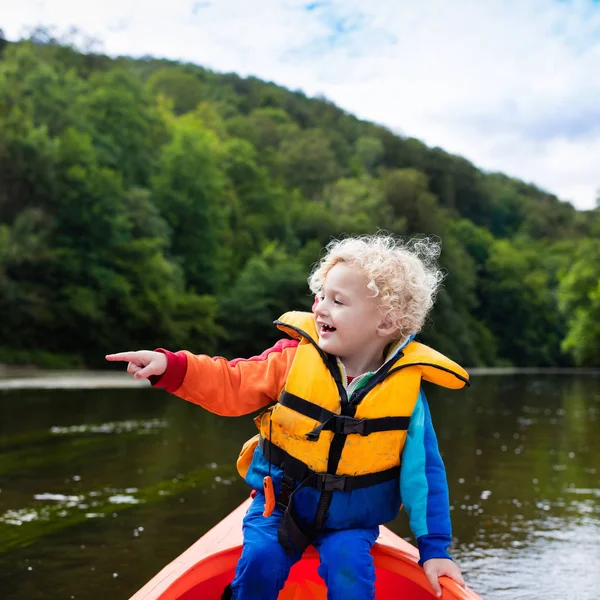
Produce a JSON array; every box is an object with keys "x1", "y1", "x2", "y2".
[{"x1": 130, "y1": 499, "x2": 483, "y2": 599}]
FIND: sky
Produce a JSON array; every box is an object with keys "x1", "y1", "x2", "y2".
[{"x1": 2, "y1": 0, "x2": 600, "y2": 210}]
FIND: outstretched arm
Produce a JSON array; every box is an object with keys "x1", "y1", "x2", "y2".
[{"x1": 106, "y1": 338, "x2": 299, "y2": 417}]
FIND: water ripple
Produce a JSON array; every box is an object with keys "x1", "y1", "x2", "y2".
[{"x1": 50, "y1": 419, "x2": 168, "y2": 435}]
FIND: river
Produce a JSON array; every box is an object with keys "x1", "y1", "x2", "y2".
[{"x1": 0, "y1": 372, "x2": 598, "y2": 599}]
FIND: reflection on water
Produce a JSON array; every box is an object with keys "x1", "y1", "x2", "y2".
[
  {"x1": 420, "y1": 375, "x2": 600, "y2": 600},
  {"x1": 0, "y1": 374, "x2": 599, "y2": 599}
]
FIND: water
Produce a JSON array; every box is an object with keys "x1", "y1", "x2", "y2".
[{"x1": 0, "y1": 374, "x2": 599, "y2": 599}]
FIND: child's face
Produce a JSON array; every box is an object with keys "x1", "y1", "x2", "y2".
[{"x1": 314, "y1": 262, "x2": 392, "y2": 366}]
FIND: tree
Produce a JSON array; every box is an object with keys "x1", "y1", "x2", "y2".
[
  {"x1": 449, "y1": 219, "x2": 494, "y2": 274},
  {"x1": 354, "y1": 136, "x2": 384, "y2": 174},
  {"x1": 322, "y1": 176, "x2": 389, "y2": 233},
  {"x1": 226, "y1": 107, "x2": 298, "y2": 178},
  {"x1": 0, "y1": 42, "x2": 87, "y2": 138},
  {"x1": 381, "y1": 168, "x2": 444, "y2": 234},
  {"x1": 420, "y1": 229, "x2": 497, "y2": 367},
  {"x1": 279, "y1": 128, "x2": 340, "y2": 198},
  {"x1": 476, "y1": 240, "x2": 567, "y2": 366},
  {"x1": 221, "y1": 137, "x2": 292, "y2": 274},
  {"x1": 558, "y1": 239, "x2": 600, "y2": 366},
  {"x1": 83, "y1": 68, "x2": 165, "y2": 188},
  {"x1": 151, "y1": 113, "x2": 228, "y2": 294},
  {"x1": 0, "y1": 36, "x2": 593, "y2": 369},
  {"x1": 0, "y1": 108, "x2": 59, "y2": 223},
  {"x1": 147, "y1": 68, "x2": 206, "y2": 115},
  {"x1": 218, "y1": 244, "x2": 312, "y2": 357}
]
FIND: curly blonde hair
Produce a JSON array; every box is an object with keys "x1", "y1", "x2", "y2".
[{"x1": 308, "y1": 234, "x2": 444, "y2": 339}]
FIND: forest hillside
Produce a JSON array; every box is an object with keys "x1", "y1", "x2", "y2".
[{"x1": 1, "y1": 32, "x2": 598, "y2": 368}]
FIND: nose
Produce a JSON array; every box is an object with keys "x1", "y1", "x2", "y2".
[
  {"x1": 311, "y1": 296, "x2": 319, "y2": 313},
  {"x1": 314, "y1": 297, "x2": 329, "y2": 317}
]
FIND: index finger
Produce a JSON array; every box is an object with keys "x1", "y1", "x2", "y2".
[{"x1": 105, "y1": 352, "x2": 141, "y2": 363}]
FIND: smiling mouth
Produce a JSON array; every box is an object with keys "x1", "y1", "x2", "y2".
[{"x1": 320, "y1": 324, "x2": 336, "y2": 333}]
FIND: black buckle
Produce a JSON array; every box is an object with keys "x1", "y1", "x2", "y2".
[
  {"x1": 306, "y1": 416, "x2": 369, "y2": 442},
  {"x1": 314, "y1": 473, "x2": 348, "y2": 492},
  {"x1": 305, "y1": 429, "x2": 321, "y2": 442},
  {"x1": 334, "y1": 416, "x2": 367, "y2": 436}
]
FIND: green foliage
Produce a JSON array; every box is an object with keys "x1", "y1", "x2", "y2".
[
  {"x1": 558, "y1": 240, "x2": 600, "y2": 366},
  {"x1": 82, "y1": 68, "x2": 164, "y2": 188},
  {"x1": 481, "y1": 175, "x2": 529, "y2": 237},
  {"x1": 0, "y1": 43, "x2": 87, "y2": 137},
  {"x1": 475, "y1": 240, "x2": 567, "y2": 366},
  {"x1": 420, "y1": 226, "x2": 498, "y2": 367},
  {"x1": 279, "y1": 128, "x2": 340, "y2": 198},
  {"x1": 0, "y1": 347, "x2": 83, "y2": 369},
  {"x1": 151, "y1": 113, "x2": 228, "y2": 294},
  {"x1": 289, "y1": 196, "x2": 339, "y2": 246},
  {"x1": 227, "y1": 107, "x2": 297, "y2": 151},
  {"x1": 0, "y1": 111, "x2": 59, "y2": 223},
  {"x1": 449, "y1": 219, "x2": 494, "y2": 273},
  {"x1": 218, "y1": 244, "x2": 313, "y2": 357},
  {"x1": 322, "y1": 176, "x2": 389, "y2": 233},
  {"x1": 147, "y1": 68, "x2": 205, "y2": 115},
  {"x1": 354, "y1": 135, "x2": 384, "y2": 174},
  {"x1": 382, "y1": 168, "x2": 444, "y2": 234},
  {"x1": 0, "y1": 37, "x2": 595, "y2": 368},
  {"x1": 222, "y1": 137, "x2": 292, "y2": 274}
]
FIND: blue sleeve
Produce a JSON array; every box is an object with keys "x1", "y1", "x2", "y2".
[{"x1": 400, "y1": 389, "x2": 453, "y2": 565}]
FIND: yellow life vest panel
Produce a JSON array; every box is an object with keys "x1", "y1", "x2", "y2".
[{"x1": 240, "y1": 311, "x2": 469, "y2": 483}]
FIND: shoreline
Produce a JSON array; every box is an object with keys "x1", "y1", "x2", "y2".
[
  {"x1": 467, "y1": 366, "x2": 600, "y2": 376},
  {"x1": 0, "y1": 370, "x2": 151, "y2": 390},
  {"x1": 0, "y1": 366, "x2": 598, "y2": 391}
]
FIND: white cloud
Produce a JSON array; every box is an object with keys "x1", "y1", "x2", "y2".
[{"x1": 1, "y1": 0, "x2": 599, "y2": 209}]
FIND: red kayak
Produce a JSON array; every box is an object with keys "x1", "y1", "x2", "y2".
[{"x1": 130, "y1": 499, "x2": 483, "y2": 599}]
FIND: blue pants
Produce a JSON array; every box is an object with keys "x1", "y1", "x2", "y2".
[{"x1": 230, "y1": 494, "x2": 379, "y2": 600}]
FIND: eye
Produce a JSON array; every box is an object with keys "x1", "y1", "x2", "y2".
[{"x1": 333, "y1": 299, "x2": 343, "y2": 305}]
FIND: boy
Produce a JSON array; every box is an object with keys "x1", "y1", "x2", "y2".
[{"x1": 107, "y1": 234, "x2": 467, "y2": 599}]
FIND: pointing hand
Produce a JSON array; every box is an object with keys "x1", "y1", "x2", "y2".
[{"x1": 105, "y1": 350, "x2": 168, "y2": 380}]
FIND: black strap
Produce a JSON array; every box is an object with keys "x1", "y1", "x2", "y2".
[
  {"x1": 279, "y1": 391, "x2": 337, "y2": 423},
  {"x1": 279, "y1": 391, "x2": 410, "y2": 441},
  {"x1": 278, "y1": 505, "x2": 313, "y2": 555},
  {"x1": 277, "y1": 478, "x2": 317, "y2": 555},
  {"x1": 259, "y1": 437, "x2": 400, "y2": 493},
  {"x1": 277, "y1": 466, "x2": 322, "y2": 555},
  {"x1": 306, "y1": 414, "x2": 409, "y2": 441}
]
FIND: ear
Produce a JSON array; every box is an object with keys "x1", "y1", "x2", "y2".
[{"x1": 376, "y1": 314, "x2": 400, "y2": 338}]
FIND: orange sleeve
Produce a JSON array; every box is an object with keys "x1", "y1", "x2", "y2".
[{"x1": 173, "y1": 339, "x2": 298, "y2": 417}]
